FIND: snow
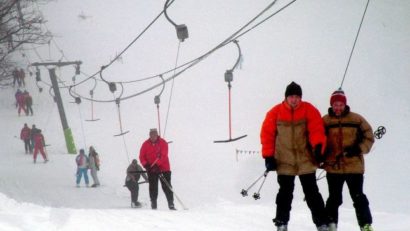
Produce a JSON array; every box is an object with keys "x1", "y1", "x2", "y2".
[{"x1": 1, "y1": 0, "x2": 410, "y2": 230}]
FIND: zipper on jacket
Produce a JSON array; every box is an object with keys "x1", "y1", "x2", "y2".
[{"x1": 291, "y1": 108, "x2": 299, "y2": 172}]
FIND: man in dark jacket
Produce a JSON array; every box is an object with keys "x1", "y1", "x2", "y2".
[
  {"x1": 20, "y1": 123, "x2": 32, "y2": 154},
  {"x1": 24, "y1": 91, "x2": 33, "y2": 116},
  {"x1": 125, "y1": 159, "x2": 148, "y2": 208},
  {"x1": 323, "y1": 89, "x2": 374, "y2": 231},
  {"x1": 139, "y1": 128, "x2": 175, "y2": 210}
]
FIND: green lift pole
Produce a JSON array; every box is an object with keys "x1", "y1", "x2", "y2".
[{"x1": 32, "y1": 61, "x2": 81, "y2": 154}]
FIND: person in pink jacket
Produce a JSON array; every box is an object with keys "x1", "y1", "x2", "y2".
[
  {"x1": 139, "y1": 128, "x2": 175, "y2": 210},
  {"x1": 33, "y1": 130, "x2": 48, "y2": 163}
]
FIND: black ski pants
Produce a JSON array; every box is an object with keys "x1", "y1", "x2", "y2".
[
  {"x1": 274, "y1": 173, "x2": 328, "y2": 227},
  {"x1": 23, "y1": 139, "x2": 32, "y2": 153},
  {"x1": 126, "y1": 180, "x2": 139, "y2": 204},
  {"x1": 148, "y1": 171, "x2": 174, "y2": 207},
  {"x1": 26, "y1": 104, "x2": 33, "y2": 115},
  {"x1": 326, "y1": 173, "x2": 372, "y2": 226}
]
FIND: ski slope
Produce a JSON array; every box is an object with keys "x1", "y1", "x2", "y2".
[{"x1": 1, "y1": 0, "x2": 410, "y2": 230}]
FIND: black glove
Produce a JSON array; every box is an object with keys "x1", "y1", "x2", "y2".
[
  {"x1": 313, "y1": 144, "x2": 325, "y2": 164},
  {"x1": 344, "y1": 145, "x2": 361, "y2": 157},
  {"x1": 265, "y1": 157, "x2": 277, "y2": 172}
]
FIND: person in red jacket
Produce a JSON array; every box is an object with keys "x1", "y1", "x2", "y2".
[
  {"x1": 20, "y1": 123, "x2": 32, "y2": 154},
  {"x1": 16, "y1": 90, "x2": 26, "y2": 116},
  {"x1": 260, "y1": 82, "x2": 329, "y2": 231},
  {"x1": 139, "y1": 128, "x2": 175, "y2": 210},
  {"x1": 33, "y1": 129, "x2": 48, "y2": 163}
]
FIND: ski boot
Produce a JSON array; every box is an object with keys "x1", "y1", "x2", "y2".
[
  {"x1": 360, "y1": 224, "x2": 374, "y2": 231},
  {"x1": 274, "y1": 219, "x2": 287, "y2": 231},
  {"x1": 329, "y1": 222, "x2": 337, "y2": 231},
  {"x1": 317, "y1": 224, "x2": 329, "y2": 231},
  {"x1": 131, "y1": 201, "x2": 142, "y2": 208},
  {"x1": 151, "y1": 201, "x2": 157, "y2": 210}
]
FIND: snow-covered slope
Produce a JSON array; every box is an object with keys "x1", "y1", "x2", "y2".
[{"x1": 1, "y1": 0, "x2": 409, "y2": 230}]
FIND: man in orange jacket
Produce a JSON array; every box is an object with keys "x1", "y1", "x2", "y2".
[{"x1": 260, "y1": 82, "x2": 329, "y2": 231}]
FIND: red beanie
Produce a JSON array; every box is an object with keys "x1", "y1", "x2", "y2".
[{"x1": 330, "y1": 90, "x2": 347, "y2": 105}]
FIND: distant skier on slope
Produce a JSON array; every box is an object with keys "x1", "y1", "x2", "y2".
[
  {"x1": 18, "y1": 68, "x2": 26, "y2": 87},
  {"x1": 125, "y1": 159, "x2": 148, "y2": 208},
  {"x1": 24, "y1": 90, "x2": 33, "y2": 116},
  {"x1": 260, "y1": 82, "x2": 329, "y2": 231},
  {"x1": 20, "y1": 123, "x2": 32, "y2": 154},
  {"x1": 88, "y1": 146, "x2": 100, "y2": 187},
  {"x1": 33, "y1": 129, "x2": 48, "y2": 163},
  {"x1": 322, "y1": 90, "x2": 375, "y2": 231},
  {"x1": 15, "y1": 89, "x2": 26, "y2": 116},
  {"x1": 139, "y1": 128, "x2": 175, "y2": 210},
  {"x1": 30, "y1": 124, "x2": 40, "y2": 151},
  {"x1": 75, "y1": 149, "x2": 89, "y2": 187}
]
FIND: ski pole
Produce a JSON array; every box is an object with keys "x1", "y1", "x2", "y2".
[
  {"x1": 159, "y1": 173, "x2": 188, "y2": 210},
  {"x1": 240, "y1": 171, "x2": 268, "y2": 197},
  {"x1": 253, "y1": 171, "x2": 269, "y2": 200}
]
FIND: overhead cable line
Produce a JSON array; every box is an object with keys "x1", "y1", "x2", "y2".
[
  {"x1": 115, "y1": 0, "x2": 290, "y2": 101},
  {"x1": 340, "y1": 0, "x2": 370, "y2": 88},
  {"x1": 71, "y1": 0, "x2": 298, "y2": 103},
  {"x1": 71, "y1": 0, "x2": 176, "y2": 88},
  {"x1": 163, "y1": 41, "x2": 182, "y2": 139}
]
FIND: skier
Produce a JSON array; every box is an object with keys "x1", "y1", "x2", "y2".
[
  {"x1": 88, "y1": 146, "x2": 100, "y2": 187},
  {"x1": 260, "y1": 82, "x2": 329, "y2": 231},
  {"x1": 16, "y1": 89, "x2": 26, "y2": 116},
  {"x1": 24, "y1": 90, "x2": 33, "y2": 116},
  {"x1": 19, "y1": 68, "x2": 26, "y2": 87},
  {"x1": 33, "y1": 129, "x2": 48, "y2": 163},
  {"x1": 30, "y1": 124, "x2": 40, "y2": 151},
  {"x1": 125, "y1": 159, "x2": 148, "y2": 208},
  {"x1": 12, "y1": 68, "x2": 20, "y2": 87},
  {"x1": 322, "y1": 90, "x2": 375, "y2": 231},
  {"x1": 75, "y1": 149, "x2": 89, "y2": 187},
  {"x1": 14, "y1": 89, "x2": 21, "y2": 108},
  {"x1": 20, "y1": 123, "x2": 32, "y2": 154},
  {"x1": 139, "y1": 128, "x2": 175, "y2": 210}
]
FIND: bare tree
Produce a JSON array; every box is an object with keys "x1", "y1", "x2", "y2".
[{"x1": 0, "y1": 0, "x2": 51, "y2": 84}]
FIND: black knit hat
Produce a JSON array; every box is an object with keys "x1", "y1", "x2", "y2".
[{"x1": 285, "y1": 81, "x2": 302, "y2": 98}]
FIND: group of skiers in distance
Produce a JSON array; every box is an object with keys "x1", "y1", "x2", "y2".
[
  {"x1": 15, "y1": 89, "x2": 34, "y2": 116},
  {"x1": 12, "y1": 67, "x2": 26, "y2": 88},
  {"x1": 20, "y1": 123, "x2": 48, "y2": 163},
  {"x1": 75, "y1": 146, "x2": 101, "y2": 188}
]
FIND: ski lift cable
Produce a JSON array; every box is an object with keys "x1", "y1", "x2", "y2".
[
  {"x1": 230, "y1": 40, "x2": 241, "y2": 71},
  {"x1": 68, "y1": 0, "x2": 276, "y2": 89},
  {"x1": 163, "y1": 41, "x2": 181, "y2": 139},
  {"x1": 68, "y1": 0, "x2": 294, "y2": 103},
  {"x1": 122, "y1": 0, "x2": 281, "y2": 85},
  {"x1": 28, "y1": 0, "x2": 174, "y2": 90},
  {"x1": 41, "y1": 98, "x2": 56, "y2": 134},
  {"x1": 85, "y1": 78, "x2": 100, "y2": 121},
  {"x1": 214, "y1": 40, "x2": 247, "y2": 143},
  {"x1": 339, "y1": 0, "x2": 370, "y2": 89},
  {"x1": 110, "y1": 84, "x2": 130, "y2": 137},
  {"x1": 121, "y1": 134, "x2": 131, "y2": 164},
  {"x1": 163, "y1": 0, "x2": 177, "y2": 27},
  {"x1": 65, "y1": 0, "x2": 176, "y2": 88},
  {"x1": 154, "y1": 74, "x2": 166, "y2": 136},
  {"x1": 76, "y1": 103, "x2": 87, "y2": 148},
  {"x1": 116, "y1": 0, "x2": 283, "y2": 101}
]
